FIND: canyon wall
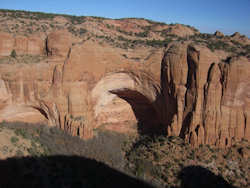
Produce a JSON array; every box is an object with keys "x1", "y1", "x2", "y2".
[
  {"x1": 0, "y1": 31, "x2": 249, "y2": 147},
  {"x1": 161, "y1": 43, "x2": 250, "y2": 147},
  {"x1": 0, "y1": 30, "x2": 162, "y2": 139},
  {"x1": 0, "y1": 32, "x2": 45, "y2": 56}
]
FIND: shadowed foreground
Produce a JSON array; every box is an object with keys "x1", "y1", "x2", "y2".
[
  {"x1": 178, "y1": 166, "x2": 236, "y2": 188},
  {"x1": 0, "y1": 155, "x2": 154, "y2": 188},
  {"x1": 0, "y1": 155, "x2": 237, "y2": 188}
]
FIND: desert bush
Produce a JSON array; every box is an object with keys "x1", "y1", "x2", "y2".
[
  {"x1": 0, "y1": 122, "x2": 129, "y2": 169},
  {"x1": 117, "y1": 27, "x2": 133, "y2": 36},
  {"x1": 10, "y1": 136, "x2": 19, "y2": 144},
  {"x1": 79, "y1": 28, "x2": 87, "y2": 35},
  {"x1": 145, "y1": 39, "x2": 172, "y2": 47},
  {"x1": 197, "y1": 33, "x2": 213, "y2": 40},
  {"x1": 15, "y1": 149, "x2": 24, "y2": 156},
  {"x1": 135, "y1": 31, "x2": 149, "y2": 38},
  {"x1": 68, "y1": 16, "x2": 86, "y2": 24},
  {"x1": 231, "y1": 40, "x2": 242, "y2": 47},
  {"x1": 10, "y1": 49, "x2": 17, "y2": 58},
  {"x1": 206, "y1": 40, "x2": 231, "y2": 52}
]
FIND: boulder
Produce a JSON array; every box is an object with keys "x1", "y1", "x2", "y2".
[{"x1": 214, "y1": 30, "x2": 224, "y2": 37}]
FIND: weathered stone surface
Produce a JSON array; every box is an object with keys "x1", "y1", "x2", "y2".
[
  {"x1": 167, "y1": 24, "x2": 199, "y2": 37},
  {"x1": 230, "y1": 32, "x2": 250, "y2": 44},
  {"x1": 0, "y1": 33, "x2": 44, "y2": 56},
  {"x1": 27, "y1": 35, "x2": 45, "y2": 55},
  {"x1": 14, "y1": 35, "x2": 28, "y2": 55},
  {"x1": 0, "y1": 25, "x2": 249, "y2": 147},
  {"x1": 214, "y1": 30, "x2": 224, "y2": 37},
  {"x1": 46, "y1": 30, "x2": 73, "y2": 58},
  {"x1": 161, "y1": 43, "x2": 250, "y2": 147},
  {"x1": 0, "y1": 32, "x2": 15, "y2": 56},
  {"x1": 238, "y1": 147, "x2": 250, "y2": 159}
]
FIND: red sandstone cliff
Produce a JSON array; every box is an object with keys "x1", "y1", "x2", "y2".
[
  {"x1": 161, "y1": 43, "x2": 250, "y2": 147},
  {"x1": 0, "y1": 10, "x2": 249, "y2": 147}
]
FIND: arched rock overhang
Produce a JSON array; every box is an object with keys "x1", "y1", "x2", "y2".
[{"x1": 91, "y1": 71, "x2": 164, "y2": 135}]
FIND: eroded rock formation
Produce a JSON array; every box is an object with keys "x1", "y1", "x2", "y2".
[
  {"x1": 0, "y1": 32, "x2": 45, "y2": 56},
  {"x1": 161, "y1": 43, "x2": 250, "y2": 147},
  {"x1": 214, "y1": 31, "x2": 224, "y2": 37},
  {"x1": 0, "y1": 25, "x2": 249, "y2": 147}
]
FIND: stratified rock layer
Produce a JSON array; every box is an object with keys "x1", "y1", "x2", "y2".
[{"x1": 0, "y1": 32, "x2": 45, "y2": 56}]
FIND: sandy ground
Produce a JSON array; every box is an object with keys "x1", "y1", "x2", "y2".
[{"x1": 0, "y1": 126, "x2": 43, "y2": 159}]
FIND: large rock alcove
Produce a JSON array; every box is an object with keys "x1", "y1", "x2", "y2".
[{"x1": 91, "y1": 71, "x2": 162, "y2": 135}]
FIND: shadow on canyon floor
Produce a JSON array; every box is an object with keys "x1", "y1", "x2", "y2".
[
  {"x1": 0, "y1": 155, "x2": 154, "y2": 188},
  {"x1": 178, "y1": 166, "x2": 237, "y2": 188},
  {"x1": 0, "y1": 155, "x2": 236, "y2": 188},
  {"x1": 111, "y1": 89, "x2": 166, "y2": 136}
]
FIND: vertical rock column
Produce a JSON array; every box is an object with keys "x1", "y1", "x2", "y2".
[
  {"x1": 203, "y1": 63, "x2": 222, "y2": 145},
  {"x1": 161, "y1": 43, "x2": 188, "y2": 136},
  {"x1": 161, "y1": 43, "x2": 250, "y2": 147}
]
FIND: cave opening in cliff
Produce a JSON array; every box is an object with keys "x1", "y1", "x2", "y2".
[
  {"x1": 77, "y1": 127, "x2": 80, "y2": 136},
  {"x1": 92, "y1": 72, "x2": 163, "y2": 136},
  {"x1": 110, "y1": 89, "x2": 162, "y2": 135}
]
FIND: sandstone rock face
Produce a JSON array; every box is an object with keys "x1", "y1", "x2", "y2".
[
  {"x1": 0, "y1": 25, "x2": 249, "y2": 148},
  {"x1": 0, "y1": 32, "x2": 15, "y2": 56},
  {"x1": 0, "y1": 30, "x2": 163, "y2": 139},
  {"x1": 0, "y1": 63, "x2": 54, "y2": 123},
  {"x1": 14, "y1": 35, "x2": 28, "y2": 55},
  {"x1": 230, "y1": 32, "x2": 250, "y2": 44},
  {"x1": 91, "y1": 71, "x2": 161, "y2": 134},
  {"x1": 46, "y1": 30, "x2": 73, "y2": 58},
  {"x1": 27, "y1": 35, "x2": 45, "y2": 55},
  {"x1": 40, "y1": 39, "x2": 162, "y2": 136},
  {"x1": 161, "y1": 43, "x2": 250, "y2": 147},
  {"x1": 167, "y1": 24, "x2": 198, "y2": 37},
  {"x1": 0, "y1": 32, "x2": 45, "y2": 56}
]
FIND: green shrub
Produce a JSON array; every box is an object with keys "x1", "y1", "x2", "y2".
[
  {"x1": 135, "y1": 31, "x2": 149, "y2": 38},
  {"x1": 11, "y1": 136, "x2": 19, "y2": 143},
  {"x1": 15, "y1": 150, "x2": 24, "y2": 157},
  {"x1": 206, "y1": 40, "x2": 230, "y2": 52},
  {"x1": 116, "y1": 27, "x2": 133, "y2": 36},
  {"x1": 79, "y1": 28, "x2": 87, "y2": 35},
  {"x1": 68, "y1": 16, "x2": 86, "y2": 24},
  {"x1": 10, "y1": 49, "x2": 17, "y2": 58}
]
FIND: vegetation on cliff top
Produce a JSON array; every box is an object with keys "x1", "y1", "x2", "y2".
[{"x1": 0, "y1": 9, "x2": 249, "y2": 58}]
